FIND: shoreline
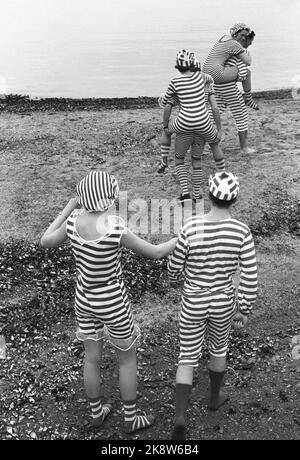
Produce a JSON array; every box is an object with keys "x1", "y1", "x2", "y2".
[{"x1": 0, "y1": 88, "x2": 294, "y2": 112}]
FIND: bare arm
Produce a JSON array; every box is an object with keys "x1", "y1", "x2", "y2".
[
  {"x1": 40, "y1": 198, "x2": 80, "y2": 248},
  {"x1": 239, "y1": 50, "x2": 252, "y2": 66},
  {"x1": 209, "y1": 93, "x2": 222, "y2": 132},
  {"x1": 121, "y1": 228, "x2": 177, "y2": 259}
]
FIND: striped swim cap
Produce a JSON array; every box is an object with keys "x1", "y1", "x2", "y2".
[
  {"x1": 175, "y1": 49, "x2": 191, "y2": 69},
  {"x1": 209, "y1": 172, "x2": 240, "y2": 201},
  {"x1": 77, "y1": 170, "x2": 119, "y2": 212}
]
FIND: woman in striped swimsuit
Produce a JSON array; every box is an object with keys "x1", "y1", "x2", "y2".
[
  {"x1": 168, "y1": 172, "x2": 257, "y2": 440},
  {"x1": 162, "y1": 50, "x2": 225, "y2": 204},
  {"x1": 41, "y1": 170, "x2": 177, "y2": 434},
  {"x1": 203, "y1": 23, "x2": 258, "y2": 154}
]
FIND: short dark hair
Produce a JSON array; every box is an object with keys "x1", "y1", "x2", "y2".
[
  {"x1": 174, "y1": 65, "x2": 190, "y2": 73},
  {"x1": 209, "y1": 192, "x2": 237, "y2": 208}
]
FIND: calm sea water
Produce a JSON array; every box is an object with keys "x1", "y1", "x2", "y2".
[{"x1": 1, "y1": 0, "x2": 300, "y2": 98}]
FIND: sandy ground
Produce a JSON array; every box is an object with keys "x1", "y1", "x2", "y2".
[{"x1": 0, "y1": 94, "x2": 300, "y2": 440}]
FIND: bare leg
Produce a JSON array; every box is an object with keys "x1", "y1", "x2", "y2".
[
  {"x1": 209, "y1": 142, "x2": 225, "y2": 171},
  {"x1": 84, "y1": 339, "x2": 103, "y2": 399},
  {"x1": 116, "y1": 347, "x2": 155, "y2": 433},
  {"x1": 238, "y1": 130, "x2": 256, "y2": 154},
  {"x1": 158, "y1": 130, "x2": 172, "y2": 173},
  {"x1": 84, "y1": 339, "x2": 113, "y2": 425},
  {"x1": 117, "y1": 347, "x2": 138, "y2": 401},
  {"x1": 242, "y1": 69, "x2": 259, "y2": 110}
]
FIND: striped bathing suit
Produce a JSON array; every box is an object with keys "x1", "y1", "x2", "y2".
[
  {"x1": 168, "y1": 216, "x2": 257, "y2": 367},
  {"x1": 162, "y1": 71, "x2": 218, "y2": 147},
  {"x1": 203, "y1": 36, "x2": 246, "y2": 84},
  {"x1": 211, "y1": 56, "x2": 249, "y2": 132},
  {"x1": 66, "y1": 211, "x2": 139, "y2": 349}
]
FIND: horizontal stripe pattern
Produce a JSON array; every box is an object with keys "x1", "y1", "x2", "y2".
[
  {"x1": 162, "y1": 72, "x2": 217, "y2": 143},
  {"x1": 168, "y1": 216, "x2": 257, "y2": 314},
  {"x1": 203, "y1": 36, "x2": 245, "y2": 83},
  {"x1": 210, "y1": 56, "x2": 249, "y2": 132},
  {"x1": 178, "y1": 289, "x2": 236, "y2": 366},
  {"x1": 66, "y1": 212, "x2": 135, "y2": 340}
]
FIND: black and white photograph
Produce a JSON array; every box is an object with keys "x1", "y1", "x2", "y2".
[{"x1": 0, "y1": 0, "x2": 299, "y2": 444}]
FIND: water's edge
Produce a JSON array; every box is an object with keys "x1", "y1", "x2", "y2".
[{"x1": 0, "y1": 88, "x2": 294, "y2": 112}]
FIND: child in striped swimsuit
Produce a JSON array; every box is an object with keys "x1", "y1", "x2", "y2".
[
  {"x1": 168, "y1": 172, "x2": 257, "y2": 440},
  {"x1": 203, "y1": 24, "x2": 258, "y2": 154},
  {"x1": 41, "y1": 170, "x2": 177, "y2": 434},
  {"x1": 161, "y1": 50, "x2": 225, "y2": 204}
]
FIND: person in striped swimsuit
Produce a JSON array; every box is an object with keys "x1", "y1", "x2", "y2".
[
  {"x1": 162, "y1": 50, "x2": 225, "y2": 204},
  {"x1": 168, "y1": 171, "x2": 257, "y2": 440},
  {"x1": 203, "y1": 24, "x2": 258, "y2": 154},
  {"x1": 157, "y1": 57, "x2": 222, "y2": 201},
  {"x1": 41, "y1": 170, "x2": 177, "y2": 434}
]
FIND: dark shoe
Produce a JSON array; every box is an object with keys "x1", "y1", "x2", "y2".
[
  {"x1": 157, "y1": 161, "x2": 168, "y2": 174},
  {"x1": 179, "y1": 193, "x2": 191, "y2": 202},
  {"x1": 192, "y1": 195, "x2": 203, "y2": 203}
]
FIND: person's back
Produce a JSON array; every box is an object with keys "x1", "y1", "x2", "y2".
[
  {"x1": 162, "y1": 50, "x2": 211, "y2": 133},
  {"x1": 203, "y1": 35, "x2": 245, "y2": 82},
  {"x1": 41, "y1": 169, "x2": 177, "y2": 435},
  {"x1": 169, "y1": 172, "x2": 257, "y2": 441},
  {"x1": 171, "y1": 215, "x2": 253, "y2": 294},
  {"x1": 66, "y1": 211, "x2": 124, "y2": 289}
]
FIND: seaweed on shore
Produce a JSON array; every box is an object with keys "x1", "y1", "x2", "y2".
[
  {"x1": 0, "y1": 240, "x2": 170, "y2": 341},
  {"x1": 0, "y1": 95, "x2": 158, "y2": 113}
]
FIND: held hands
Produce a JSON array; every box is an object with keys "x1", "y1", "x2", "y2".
[{"x1": 232, "y1": 312, "x2": 248, "y2": 330}]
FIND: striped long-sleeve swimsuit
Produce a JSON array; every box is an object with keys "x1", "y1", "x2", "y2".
[
  {"x1": 203, "y1": 36, "x2": 250, "y2": 132},
  {"x1": 66, "y1": 212, "x2": 138, "y2": 349},
  {"x1": 162, "y1": 71, "x2": 218, "y2": 154},
  {"x1": 168, "y1": 216, "x2": 257, "y2": 367}
]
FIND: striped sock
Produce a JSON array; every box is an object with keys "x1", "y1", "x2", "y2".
[
  {"x1": 175, "y1": 164, "x2": 189, "y2": 195},
  {"x1": 215, "y1": 159, "x2": 225, "y2": 172},
  {"x1": 244, "y1": 91, "x2": 259, "y2": 110},
  {"x1": 160, "y1": 145, "x2": 170, "y2": 165},
  {"x1": 123, "y1": 401, "x2": 154, "y2": 433},
  {"x1": 89, "y1": 397, "x2": 104, "y2": 420},
  {"x1": 158, "y1": 145, "x2": 170, "y2": 173},
  {"x1": 192, "y1": 168, "x2": 204, "y2": 200}
]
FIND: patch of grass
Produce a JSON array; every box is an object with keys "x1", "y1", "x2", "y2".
[
  {"x1": 248, "y1": 188, "x2": 299, "y2": 238},
  {"x1": 0, "y1": 240, "x2": 171, "y2": 342}
]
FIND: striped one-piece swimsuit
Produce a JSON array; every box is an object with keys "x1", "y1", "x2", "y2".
[
  {"x1": 162, "y1": 71, "x2": 217, "y2": 143},
  {"x1": 203, "y1": 36, "x2": 245, "y2": 84},
  {"x1": 66, "y1": 211, "x2": 135, "y2": 342},
  {"x1": 168, "y1": 216, "x2": 257, "y2": 366}
]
